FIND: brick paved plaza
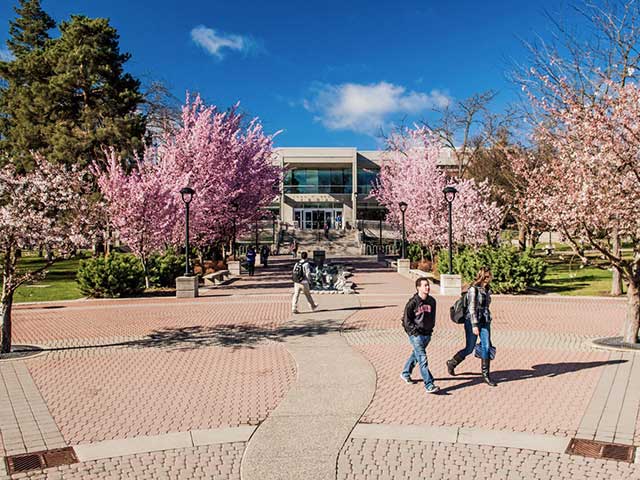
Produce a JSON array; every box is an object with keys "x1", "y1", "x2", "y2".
[{"x1": 0, "y1": 257, "x2": 638, "y2": 479}]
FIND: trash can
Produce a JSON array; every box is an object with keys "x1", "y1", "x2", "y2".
[{"x1": 313, "y1": 250, "x2": 326, "y2": 267}]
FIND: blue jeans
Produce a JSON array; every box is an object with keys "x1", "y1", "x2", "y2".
[
  {"x1": 402, "y1": 334, "x2": 435, "y2": 389},
  {"x1": 456, "y1": 317, "x2": 492, "y2": 360}
]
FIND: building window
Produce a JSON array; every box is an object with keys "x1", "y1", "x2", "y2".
[
  {"x1": 357, "y1": 168, "x2": 379, "y2": 195},
  {"x1": 284, "y1": 168, "x2": 352, "y2": 194}
]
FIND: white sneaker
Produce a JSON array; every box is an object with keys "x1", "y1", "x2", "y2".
[
  {"x1": 311, "y1": 304, "x2": 318, "y2": 311},
  {"x1": 292, "y1": 309, "x2": 299, "y2": 314}
]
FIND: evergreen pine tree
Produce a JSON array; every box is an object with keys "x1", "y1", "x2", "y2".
[{"x1": 0, "y1": 3, "x2": 146, "y2": 170}]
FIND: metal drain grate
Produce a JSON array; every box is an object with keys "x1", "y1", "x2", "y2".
[
  {"x1": 6, "y1": 453, "x2": 44, "y2": 473},
  {"x1": 5, "y1": 447, "x2": 78, "y2": 474},
  {"x1": 566, "y1": 438, "x2": 636, "y2": 462}
]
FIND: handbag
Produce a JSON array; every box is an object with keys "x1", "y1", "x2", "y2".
[{"x1": 474, "y1": 343, "x2": 496, "y2": 360}]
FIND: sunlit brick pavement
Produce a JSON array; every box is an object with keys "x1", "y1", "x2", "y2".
[
  {"x1": 9, "y1": 443, "x2": 244, "y2": 480},
  {"x1": 337, "y1": 439, "x2": 640, "y2": 480},
  {"x1": 1, "y1": 256, "x2": 638, "y2": 479},
  {"x1": 336, "y1": 260, "x2": 638, "y2": 480}
]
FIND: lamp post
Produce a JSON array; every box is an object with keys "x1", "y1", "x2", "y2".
[
  {"x1": 180, "y1": 187, "x2": 195, "y2": 276},
  {"x1": 271, "y1": 211, "x2": 277, "y2": 245},
  {"x1": 399, "y1": 201, "x2": 408, "y2": 259},
  {"x1": 378, "y1": 209, "x2": 383, "y2": 249},
  {"x1": 443, "y1": 185, "x2": 458, "y2": 274},
  {"x1": 255, "y1": 217, "x2": 259, "y2": 248}
]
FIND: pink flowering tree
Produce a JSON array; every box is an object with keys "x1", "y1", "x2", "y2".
[
  {"x1": 160, "y1": 95, "x2": 281, "y2": 249},
  {"x1": 515, "y1": 78, "x2": 640, "y2": 344},
  {"x1": 1, "y1": 156, "x2": 94, "y2": 353},
  {"x1": 371, "y1": 127, "x2": 502, "y2": 253},
  {"x1": 94, "y1": 148, "x2": 175, "y2": 287}
]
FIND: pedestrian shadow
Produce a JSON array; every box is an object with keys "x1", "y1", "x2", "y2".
[{"x1": 437, "y1": 359, "x2": 628, "y2": 395}]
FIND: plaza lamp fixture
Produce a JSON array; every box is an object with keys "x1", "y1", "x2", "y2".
[
  {"x1": 180, "y1": 187, "x2": 195, "y2": 276},
  {"x1": 443, "y1": 185, "x2": 458, "y2": 274},
  {"x1": 398, "y1": 201, "x2": 408, "y2": 259}
]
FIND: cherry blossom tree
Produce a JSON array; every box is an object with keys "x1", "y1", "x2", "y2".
[
  {"x1": 1, "y1": 156, "x2": 94, "y2": 353},
  {"x1": 371, "y1": 127, "x2": 502, "y2": 252},
  {"x1": 160, "y1": 94, "x2": 281, "y2": 248},
  {"x1": 94, "y1": 148, "x2": 175, "y2": 287},
  {"x1": 515, "y1": 78, "x2": 640, "y2": 344}
]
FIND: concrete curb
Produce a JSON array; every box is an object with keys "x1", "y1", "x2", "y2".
[
  {"x1": 351, "y1": 424, "x2": 571, "y2": 454},
  {"x1": 73, "y1": 426, "x2": 256, "y2": 462}
]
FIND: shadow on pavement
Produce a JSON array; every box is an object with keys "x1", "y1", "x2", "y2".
[
  {"x1": 33, "y1": 322, "x2": 358, "y2": 353},
  {"x1": 437, "y1": 359, "x2": 628, "y2": 395}
]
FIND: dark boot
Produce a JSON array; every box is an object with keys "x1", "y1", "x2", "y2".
[
  {"x1": 481, "y1": 358, "x2": 497, "y2": 387},
  {"x1": 446, "y1": 353, "x2": 465, "y2": 376}
]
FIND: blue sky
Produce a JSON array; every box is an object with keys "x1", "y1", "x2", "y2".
[{"x1": 0, "y1": 0, "x2": 579, "y2": 149}]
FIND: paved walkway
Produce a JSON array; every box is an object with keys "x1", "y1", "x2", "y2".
[
  {"x1": 242, "y1": 294, "x2": 376, "y2": 480},
  {"x1": 0, "y1": 256, "x2": 638, "y2": 479}
]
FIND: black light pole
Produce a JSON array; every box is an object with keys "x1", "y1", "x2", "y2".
[
  {"x1": 378, "y1": 209, "x2": 383, "y2": 248},
  {"x1": 180, "y1": 187, "x2": 196, "y2": 276},
  {"x1": 399, "y1": 202, "x2": 408, "y2": 259},
  {"x1": 254, "y1": 217, "x2": 259, "y2": 248},
  {"x1": 272, "y1": 211, "x2": 277, "y2": 244},
  {"x1": 443, "y1": 185, "x2": 458, "y2": 274}
]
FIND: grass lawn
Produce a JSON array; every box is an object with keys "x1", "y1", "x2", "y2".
[
  {"x1": 13, "y1": 254, "x2": 86, "y2": 303},
  {"x1": 539, "y1": 255, "x2": 624, "y2": 297}
]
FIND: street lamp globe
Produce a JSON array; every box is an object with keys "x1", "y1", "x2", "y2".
[
  {"x1": 180, "y1": 187, "x2": 195, "y2": 205},
  {"x1": 443, "y1": 185, "x2": 457, "y2": 203}
]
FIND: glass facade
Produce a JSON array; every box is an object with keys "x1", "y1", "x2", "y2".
[
  {"x1": 284, "y1": 168, "x2": 352, "y2": 194},
  {"x1": 357, "y1": 168, "x2": 379, "y2": 194}
]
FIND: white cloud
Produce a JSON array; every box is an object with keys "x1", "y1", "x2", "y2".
[
  {"x1": 304, "y1": 81, "x2": 450, "y2": 135},
  {"x1": 190, "y1": 25, "x2": 256, "y2": 59},
  {"x1": 0, "y1": 47, "x2": 15, "y2": 62}
]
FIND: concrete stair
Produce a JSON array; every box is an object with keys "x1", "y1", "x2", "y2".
[{"x1": 283, "y1": 229, "x2": 362, "y2": 256}]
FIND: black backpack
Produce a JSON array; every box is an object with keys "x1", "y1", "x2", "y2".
[
  {"x1": 292, "y1": 261, "x2": 305, "y2": 283},
  {"x1": 449, "y1": 287, "x2": 475, "y2": 324}
]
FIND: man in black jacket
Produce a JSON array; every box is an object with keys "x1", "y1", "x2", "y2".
[{"x1": 400, "y1": 277, "x2": 440, "y2": 393}]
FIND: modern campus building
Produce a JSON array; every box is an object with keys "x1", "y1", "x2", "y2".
[{"x1": 274, "y1": 147, "x2": 457, "y2": 230}]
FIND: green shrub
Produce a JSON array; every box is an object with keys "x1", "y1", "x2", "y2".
[
  {"x1": 76, "y1": 254, "x2": 145, "y2": 298},
  {"x1": 148, "y1": 249, "x2": 185, "y2": 288},
  {"x1": 438, "y1": 245, "x2": 547, "y2": 294}
]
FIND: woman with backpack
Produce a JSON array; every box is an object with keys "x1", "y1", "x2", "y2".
[{"x1": 445, "y1": 266, "x2": 497, "y2": 387}]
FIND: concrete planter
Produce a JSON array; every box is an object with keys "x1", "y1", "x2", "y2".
[
  {"x1": 228, "y1": 261, "x2": 241, "y2": 275},
  {"x1": 397, "y1": 259, "x2": 410, "y2": 274},
  {"x1": 176, "y1": 276, "x2": 199, "y2": 298},
  {"x1": 440, "y1": 274, "x2": 462, "y2": 295}
]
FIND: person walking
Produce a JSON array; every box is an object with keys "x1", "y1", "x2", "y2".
[
  {"x1": 246, "y1": 246, "x2": 256, "y2": 276},
  {"x1": 323, "y1": 221, "x2": 330, "y2": 239},
  {"x1": 290, "y1": 239, "x2": 298, "y2": 258},
  {"x1": 400, "y1": 277, "x2": 440, "y2": 394},
  {"x1": 291, "y1": 252, "x2": 318, "y2": 314},
  {"x1": 260, "y1": 244, "x2": 270, "y2": 267},
  {"x1": 445, "y1": 266, "x2": 497, "y2": 386}
]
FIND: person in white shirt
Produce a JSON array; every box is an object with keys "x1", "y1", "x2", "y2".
[{"x1": 291, "y1": 252, "x2": 318, "y2": 314}]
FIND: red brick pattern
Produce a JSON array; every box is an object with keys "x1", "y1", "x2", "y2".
[
  {"x1": 5, "y1": 442, "x2": 244, "y2": 479},
  {"x1": 26, "y1": 345, "x2": 295, "y2": 445},
  {"x1": 355, "y1": 344, "x2": 609, "y2": 437},
  {"x1": 338, "y1": 438, "x2": 640, "y2": 480},
  {"x1": 348, "y1": 294, "x2": 626, "y2": 337},
  {"x1": 13, "y1": 300, "x2": 292, "y2": 344}
]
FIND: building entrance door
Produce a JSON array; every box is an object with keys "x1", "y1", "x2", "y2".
[{"x1": 294, "y1": 208, "x2": 342, "y2": 230}]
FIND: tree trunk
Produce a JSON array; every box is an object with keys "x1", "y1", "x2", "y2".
[
  {"x1": 611, "y1": 230, "x2": 623, "y2": 296},
  {"x1": 1, "y1": 291, "x2": 14, "y2": 354},
  {"x1": 623, "y1": 277, "x2": 640, "y2": 344},
  {"x1": 517, "y1": 223, "x2": 527, "y2": 251},
  {"x1": 141, "y1": 256, "x2": 150, "y2": 290}
]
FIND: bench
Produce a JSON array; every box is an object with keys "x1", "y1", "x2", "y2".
[{"x1": 202, "y1": 270, "x2": 231, "y2": 286}]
